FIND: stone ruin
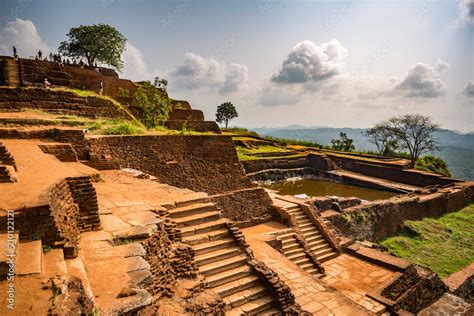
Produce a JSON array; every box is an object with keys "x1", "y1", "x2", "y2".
[{"x1": 0, "y1": 55, "x2": 472, "y2": 315}]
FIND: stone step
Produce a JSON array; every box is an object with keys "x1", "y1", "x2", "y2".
[
  {"x1": 195, "y1": 247, "x2": 242, "y2": 266},
  {"x1": 300, "y1": 226, "x2": 317, "y2": 234},
  {"x1": 180, "y1": 218, "x2": 227, "y2": 237},
  {"x1": 309, "y1": 243, "x2": 332, "y2": 253},
  {"x1": 214, "y1": 275, "x2": 260, "y2": 298},
  {"x1": 281, "y1": 242, "x2": 300, "y2": 252},
  {"x1": 299, "y1": 222, "x2": 315, "y2": 229},
  {"x1": 287, "y1": 251, "x2": 307, "y2": 261},
  {"x1": 294, "y1": 256, "x2": 312, "y2": 266},
  {"x1": 318, "y1": 251, "x2": 339, "y2": 263},
  {"x1": 284, "y1": 205, "x2": 300, "y2": 211},
  {"x1": 297, "y1": 219, "x2": 312, "y2": 225},
  {"x1": 224, "y1": 285, "x2": 267, "y2": 309},
  {"x1": 277, "y1": 232, "x2": 295, "y2": 240},
  {"x1": 206, "y1": 265, "x2": 253, "y2": 288},
  {"x1": 175, "y1": 196, "x2": 210, "y2": 208},
  {"x1": 303, "y1": 231, "x2": 323, "y2": 240},
  {"x1": 231, "y1": 295, "x2": 275, "y2": 316},
  {"x1": 168, "y1": 202, "x2": 216, "y2": 219},
  {"x1": 283, "y1": 247, "x2": 303, "y2": 257},
  {"x1": 15, "y1": 240, "x2": 43, "y2": 276},
  {"x1": 199, "y1": 254, "x2": 247, "y2": 277},
  {"x1": 192, "y1": 238, "x2": 235, "y2": 256},
  {"x1": 300, "y1": 262, "x2": 317, "y2": 270},
  {"x1": 307, "y1": 238, "x2": 327, "y2": 248},
  {"x1": 295, "y1": 215, "x2": 307, "y2": 220},
  {"x1": 43, "y1": 248, "x2": 68, "y2": 277},
  {"x1": 183, "y1": 228, "x2": 230, "y2": 246},
  {"x1": 65, "y1": 256, "x2": 94, "y2": 301},
  {"x1": 260, "y1": 307, "x2": 283, "y2": 315},
  {"x1": 174, "y1": 210, "x2": 221, "y2": 227},
  {"x1": 313, "y1": 246, "x2": 334, "y2": 258}
]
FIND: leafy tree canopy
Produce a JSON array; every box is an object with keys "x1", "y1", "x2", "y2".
[
  {"x1": 331, "y1": 132, "x2": 355, "y2": 152},
  {"x1": 133, "y1": 77, "x2": 171, "y2": 128},
  {"x1": 216, "y1": 102, "x2": 238, "y2": 129},
  {"x1": 59, "y1": 24, "x2": 126, "y2": 70}
]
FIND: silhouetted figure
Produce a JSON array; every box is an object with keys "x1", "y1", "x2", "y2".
[
  {"x1": 12, "y1": 46, "x2": 18, "y2": 58},
  {"x1": 49, "y1": 52, "x2": 53, "y2": 62},
  {"x1": 44, "y1": 77, "x2": 51, "y2": 90},
  {"x1": 98, "y1": 80, "x2": 104, "y2": 96},
  {"x1": 38, "y1": 50, "x2": 42, "y2": 59}
]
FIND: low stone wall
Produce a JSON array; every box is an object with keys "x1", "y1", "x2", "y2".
[
  {"x1": 443, "y1": 263, "x2": 474, "y2": 300},
  {"x1": 0, "y1": 87, "x2": 134, "y2": 120},
  {"x1": 38, "y1": 144, "x2": 78, "y2": 162},
  {"x1": 168, "y1": 109, "x2": 204, "y2": 121},
  {"x1": 324, "y1": 183, "x2": 474, "y2": 242},
  {"x1": 242, "y1": 156, "x2": 309, "y2": 173},
  {"x1": 211, "y1": 188, "x2": 273, "y2": 227},
  {"x1": 381, "y1": 265, "x2": 447, "y2": 314},
  {"x1": 164, "y1": 120, "x2": 220, "y2": 133},
  {"x1": 66, "y1": 176, "x2": 101, "y2": 232},
  {"x1": 49, "y1": 179, "x2": 81, "y2": 258},
  {"x1": 329, "y1": 155, "x2": 459, "y2": 187}
]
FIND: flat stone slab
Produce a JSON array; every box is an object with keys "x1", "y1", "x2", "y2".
[
  {"x1": 125, "y1": 256, "x2": 150, "y2": 273},
  {"x1": 112, "y1": 225, "x2": 157, "y2": 240},
  {"x1": 107, "y1": 289, "x2": 152, "y2": 315},
  {"x1": 418, "y1": 293, "x2": 474, "y2": 316},
  {"x1": 127, "y1": 269, "x2": 152, "y2": 288},
  {"x1": 100, "y1": 214, "x2": 131, "y2": 232},
  {"x1": 347, "y1": 244, "x2": 411, "y2": 271},
  {"x1": 43, "y1": 248, "x2": 68, "y2": 277},
  {"x1": 15, "y1": 240, "x2": 43, "y2": 276},
  {"x1": 120, "y1": 211, "x2": 163, "y2": 227}
]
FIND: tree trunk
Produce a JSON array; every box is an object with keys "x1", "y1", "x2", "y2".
[{"x1": 225, "y1": 119, "x2": 228, "y2": 130}]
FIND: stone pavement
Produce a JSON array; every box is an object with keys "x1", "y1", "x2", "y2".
[
  {"x1": 321, "y1": 254, "x2": 397, "y2": 314},
  {"x1": 418, "y1": 293, "x2": 473, "y2": 315},
  {"x1": 242, "y1": 222, "x2": 373, "y2": 315}
]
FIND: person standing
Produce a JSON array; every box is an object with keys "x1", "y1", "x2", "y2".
[
  {"x1": 98, "y1": 80, "x2": 104, "y2": 96},
  {"x1": 44, "y1": 77, "x2": 51, "y2": 90},
  {"x1": 12, "y1": 46, "x2": 18, "y2": 59},
  {"x1": 38, "y1": 50, "x2": 42, "y2": 59}
]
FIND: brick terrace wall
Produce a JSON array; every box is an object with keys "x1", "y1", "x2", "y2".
[
  {"x1": 211, "y1": 188, "x2": 274, "y2": 227},
  {"x1": 88, "y1": 135, "x2": 275, "y2": 224},
  {"x1": 0, "y1": 87, "x2": 133, "y2": 121},
  {"x1": 168, "y1": 109, "x2": 204, "y2": 121},
  {"x1": 88, "y1": 135, "x2": 252, "y2": 195},
  {"x1": 19, "y1": 58, "x2": 137, "y2": 98},
  {"x1": 38, "y1": 143, "x2": 78, "y2": 162},
  {"x1": 66, "y1": 176, "x2": 101, "y2": 231},
  {"x1": 164, "y1": 120, "x2": 220, "y2": 133},
  {"x1": 329, "y1": 155, "x2": 459, "y2": 187},
  {"x1": 0, "y1": 205, "x2": 61, "y2": 245},
  {"x1": 49, "y1": 179, "x2": 81, "y2": 257},
  {"x1": 325, "y1": 183, "x2": 474, "y2": 241},
  {"x1": 241, "y1": 156, "x2": 309, "y2": 173}
]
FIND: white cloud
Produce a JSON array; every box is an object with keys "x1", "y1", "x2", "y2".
[
  {"x1": 169, "y1": 52, "x2": 248, "y2": 94},
  {"x1": 391, "y1": 59, "x2": 451, "y2": 98},
  {"x1": 459, "y1": 0, "x2": 474, "y2": 25},
  {"x1": 121, "y1": 42, "x2": 152, "y2": 81},
  {"x1": 271, "y1": 39, "x2": 348, "y2": 84},
  {"x1": 0, "y1": 19, "x2": 50, "y2": 57}
]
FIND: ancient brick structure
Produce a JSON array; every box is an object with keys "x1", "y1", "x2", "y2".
[
  {"x1": 65, "y1": 176, "x2": 101, "y2": 232},
  {"x1": 38, "y1": 144, "x2": 78, "y2": 162}
]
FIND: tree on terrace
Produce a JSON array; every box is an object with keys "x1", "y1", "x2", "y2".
[
  {"x1": 216, "y1": 102, "x2": 238, "y2": 129},
  {"x1": 59, "y1": 24, "x2": 126, "y2": 70},
  {"x1": 363, "y1": 122, "x2": 399, "y2": 156}
]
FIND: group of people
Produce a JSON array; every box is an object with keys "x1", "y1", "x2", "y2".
[{"x1": 12, "y1": 46, "x2": 105, "y2": 95}]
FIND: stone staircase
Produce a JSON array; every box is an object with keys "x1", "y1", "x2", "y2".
[
  {"x1": 4, "y1": 58, "x2": 20, "y2": 87},
  {"x1": 276, "y1": 230, "x2": 323, "y2": 277},
  {"x1": 168, "y1": 200, "x2": 282, "y2": 315},
  {"x1": 284, "y1": 205, "x2": 338, "y2": 263},
  {"x1": 321, "y1": 153, "x2": 338, "y2": 170}
]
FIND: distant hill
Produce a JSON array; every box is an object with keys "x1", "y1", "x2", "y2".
[{"x1": 252, "y1": 127, "x2": 474, "y2": 181}]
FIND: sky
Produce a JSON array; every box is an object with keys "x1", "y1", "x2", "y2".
[{"x1": 0, "y1": 0, "x2": 472, "y2": 131}]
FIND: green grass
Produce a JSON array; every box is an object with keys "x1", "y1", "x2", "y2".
[{"x1": 380, "y1": 204, "x2": 474, "y2": 277}]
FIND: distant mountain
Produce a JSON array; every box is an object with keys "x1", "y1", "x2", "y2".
[{"x1": 252, "y1": 127, "x2": 474, "y2": 180}]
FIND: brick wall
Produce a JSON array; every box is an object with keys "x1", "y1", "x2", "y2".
[
  {"x1": 38, "y1": 143, "x2": 78, "y2": 162},
  {"x1": 0, "y1": 87, "x2": 134, "y2": 121},
  {"x1": 66, "y1": 176, "x2": 101, "y2": 232}
]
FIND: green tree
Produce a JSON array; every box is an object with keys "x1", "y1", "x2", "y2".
[
  {"x1": 133, "y1": 79, "x2": 171, "y2": 128},
  {"x1": 387, "y1": 114, "x2": 440, "y2": 167},
  {"x1": 415, "y1": 155, "x2": 451, "y2": 177},
  {"x1": 216, "y1": 102, "x2": 238, "y2": 129},
  {"x1": 59, "y1": 24, "x2": 126, "y2": 70},
  {"x1": 331, "y1": 132, "x2": 355, "y2": 152}
]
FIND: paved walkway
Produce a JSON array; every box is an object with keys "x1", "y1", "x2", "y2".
[
  {"x1": 242, "y1": 222, "x2": 372, "y2": 315},
  {"x1": 321, "y1": 254, "x2": 397, "y2": 314}
]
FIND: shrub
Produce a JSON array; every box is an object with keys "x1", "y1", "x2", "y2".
[
  {"x1": 103, "y1": 122, "x2": 144, "y2": 135},
  {"x1": 415, "y1": 155, "x2": 451, "y2": 177}
]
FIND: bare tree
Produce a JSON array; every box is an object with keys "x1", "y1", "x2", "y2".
[
  {"x1": 363, "y1": 122, "x2": 398, "y2": 156},
  {"x1": 387, "y1": 114, "x2": 440, "y2": 167}
]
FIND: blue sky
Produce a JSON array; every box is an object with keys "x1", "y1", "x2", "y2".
[{"x1": 0, "y1": 0, "x2": 472, "y2": 131}]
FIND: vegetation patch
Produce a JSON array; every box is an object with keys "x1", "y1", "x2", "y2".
[
  {"x1": 235, "y1": 144, "x2": 302, "y2": 161},
  {"x1": 380, "y1": 204, "x2": 474, "y2": 277}
]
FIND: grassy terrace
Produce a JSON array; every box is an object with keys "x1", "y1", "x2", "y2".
[
  {"x1": 380, "y1": 204, "x2": 474, "y2": 278},
  {"x1": 235, "y1": 144, "x2": 303, "y2": 161}
]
